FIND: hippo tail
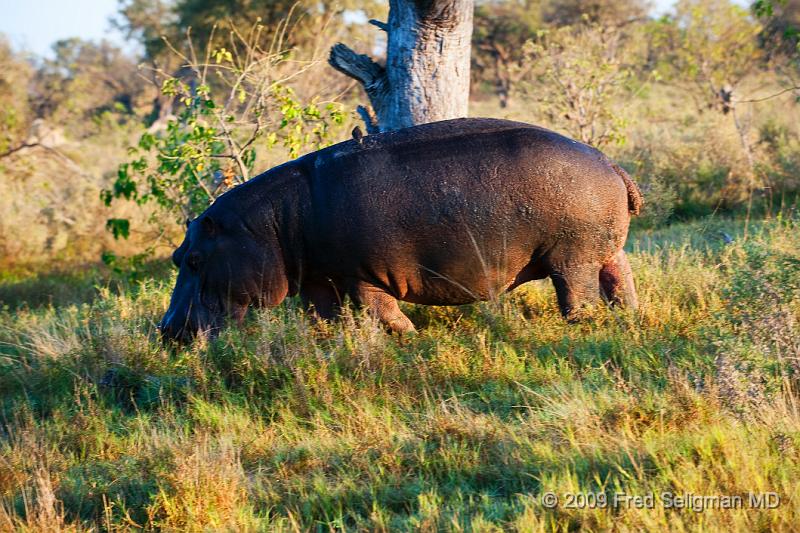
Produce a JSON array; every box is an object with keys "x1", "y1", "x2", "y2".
[{"x1": 611, "y1": 163, "x2": 643, "y2": 216}]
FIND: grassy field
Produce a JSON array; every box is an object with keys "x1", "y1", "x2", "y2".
[{"x1": 1, "y1": 214, "x2": 799, "y2": 531}]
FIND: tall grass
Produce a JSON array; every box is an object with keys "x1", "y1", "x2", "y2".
[{"x1": 1, "y1": 216, "x2": 799, "y2": 531}]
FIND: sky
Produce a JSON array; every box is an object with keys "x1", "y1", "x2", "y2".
[
  {"x1": 1, "y1": 0, "x2": 130, "y2": 58},
  {"x1": 0, "y1": 0, "x2": 747, "y2": 59}
]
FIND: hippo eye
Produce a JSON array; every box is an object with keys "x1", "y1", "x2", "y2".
[{"x1": 186, "y1": 251, "x2": 202, "y2": 272}]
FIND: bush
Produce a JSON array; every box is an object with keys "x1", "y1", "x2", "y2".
[{"x1": 102, "y1": 24, "x2": 348, "y2": 250}]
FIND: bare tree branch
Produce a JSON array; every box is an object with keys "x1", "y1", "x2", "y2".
[
  {"x1": 369, "y1": 19, "x2": 389, "y2": 32},
  {"x1": 0, "y1": 142, "x2": 37, "y2": 160},
  {"x1": 356, "y1": 105, "x2": 380, "y2": 134},
  {"x1": 1, "y1": 142, "x2": 93, "y2": 180},
  {"x1": 328, "y1": 43, "x2": 386, "y2": 89},
  {"x1": 328, "y1": 43, "x2": 391, "y2": 130},
  {"x1": 734, "y1": 85, "x2": 800, "y2": 103}
]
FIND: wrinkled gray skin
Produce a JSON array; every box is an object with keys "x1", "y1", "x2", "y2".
[{"x1": 159, "y1": 118, "x2": 642, "y2": 342}]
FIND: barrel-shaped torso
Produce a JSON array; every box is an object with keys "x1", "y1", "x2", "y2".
[{"x1": 301, "y1": 119, "x2": 630, "y2": 305}]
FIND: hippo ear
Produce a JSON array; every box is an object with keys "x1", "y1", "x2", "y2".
[{"x1": 201, "y1": 215, "x2": 216, "y2": 236}]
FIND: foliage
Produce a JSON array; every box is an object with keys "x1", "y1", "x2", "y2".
[
  {"x1": 1, "y1": 37, "x2": 148, "y2": 157},
  {"x1": 542, "y1": 0, "x2": 650, "y2": 26},
  {"x1": 113, "y1": 0, "x2": 386, "y2": 81},
  {"x1": 472, "y1": 1, "x2": 542, "y2": 107},
  {"x1": 759, "y1": 119, "x2": 800, "y2": 196},
  {"x1": 654, "y1": 0, "x2": 763, "y2": 110},
  {"x1": 34, "y1": 38, "x2": 149, "y2": 128},
  {"x1": 0, "y1": 37, "x2": 153, "y2": 270},
  {"x1": 113, "y1": 0, "x2": 178, "y2": 63},
  {"x1": 755, "y1": 0, "x2": 800, "y2": 70},
  {"x1": 648, "y1": 0, "x2": 772, "y2": 205},
  {"x1": 0, "y1": 38, "x2": 33, "y2": 157},
  {"x1": 519, "y1": 19, "x2": 644, "y2": 147},
  {"x1": 102, "y1": 24, "x2": 347, "y2": 232},
  {"x1": 169, "y1": 0, "x2": 385, "y2": 51},
  {"x1": 630, "y1": 173, "x2": 677, "y2": 229}
]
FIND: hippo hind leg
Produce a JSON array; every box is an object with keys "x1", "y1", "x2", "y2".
[
  {"x1": 599, "y1": 250, "x2": 638, "y2": 309},
  {"x1": 550, "y1": 262, "x2": 601, "y2": 321},
  {"x1": 351, "y1": 282, "x2": 417, "y2": 335}
]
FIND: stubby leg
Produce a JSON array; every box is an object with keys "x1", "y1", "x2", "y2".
[
  {"x1": 550, "y1": 262, "x2": 601, "y2": 321},
  {"x1": 351, "y1": 283, "x2": 417, "y2": 334},
  {"x1": 599, "y1": 250, "x2": 639, "y2": 309},
  {"x1": 300, "y1": 281, "x2": 342, "y2": 321}
]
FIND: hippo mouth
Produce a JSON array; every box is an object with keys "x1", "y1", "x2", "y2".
[
  {"x1": 158, "y1": 306, "x2": 222, "y2": 344},
  {"x1": 158, "y1": 297, "x2": 250, "y2": 344}
]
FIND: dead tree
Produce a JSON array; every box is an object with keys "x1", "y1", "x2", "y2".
[{"x1": 329, "y1": 0, "x2": 474, "y2": 133}]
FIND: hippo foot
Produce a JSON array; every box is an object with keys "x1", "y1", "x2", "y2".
[
  {"x1": 551, "y1": 262, "x2": 602, "y2": 321},
  {"x1": 385, "y1": 316, "x2": 418, "y2": 336},
  {"x1": 564, "y1": 304, "x2": 600, "y2": 324},
  {"x1": 351, "y1": 283, "x2": 417, "y2": 335}
]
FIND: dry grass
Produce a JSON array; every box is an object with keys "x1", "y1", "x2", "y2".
[{"x1": 0, "y1": 216, "x2": 799, "y2": 531}]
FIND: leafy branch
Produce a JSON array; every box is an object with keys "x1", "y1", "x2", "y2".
[{"x1": 102, "y1": 21, "x2": 347, "y2": 242}]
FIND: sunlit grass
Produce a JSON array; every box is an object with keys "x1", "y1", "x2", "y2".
[{"x1": 1, "y1": 216, "x2": 799, "y2": 531}]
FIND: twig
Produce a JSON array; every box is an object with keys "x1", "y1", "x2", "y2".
[
  {"x1": 356, "y1": 106, "x2": 380, "y2": 134},
  {"x1": 734, "y1": 85, "x2": 800, "y2": 103},
  {"x1": 0, "y1": 142, "x2": 38, "y2": 159},
  {"x1": 369, "y1": 19, "x2": 389, "y2": 32},
  {"x1": 0, "y1": 142, "x2": 92, "y2": 180},
  {"x1": 214, "y1": 113, "x2": 249, "y2": 182},
  {"x1": 201, "y1": 24, "x2": 217, "y2": 86}
]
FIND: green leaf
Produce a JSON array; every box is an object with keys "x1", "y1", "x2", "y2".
[{"x1": 106, "y1": 218, "x2": 131, "y2": 240}]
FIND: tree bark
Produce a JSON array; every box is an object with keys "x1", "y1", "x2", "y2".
[{"x1": 329, "y1": 0, "x2": 474, "y2": 132}]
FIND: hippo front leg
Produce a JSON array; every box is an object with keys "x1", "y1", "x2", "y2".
[
  {"x1": 600, "y1": 250, "x2": 639, "y2": 309},
  {"x1": 300, "y1": 281, "x2": 342, "y2": 322},
  {"x1": 351, "y1": 282, "x2": 417, "y2": 335}
]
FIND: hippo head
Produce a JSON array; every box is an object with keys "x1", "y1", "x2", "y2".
[{"x1": 158, "y1": 206, "x2": 289, "y2": 343}]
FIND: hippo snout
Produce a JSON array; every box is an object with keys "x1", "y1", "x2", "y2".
[
  {"x1": 158, "y1": 305, "x2": 218, "y2": 344},
  {"x1": 158, "y1": 317, "x2": 220, "y2": 344},
  {"x1": 158, "y1": 316, "x2": 194, "y2": 344}
]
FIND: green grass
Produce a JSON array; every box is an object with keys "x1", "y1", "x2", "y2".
[{"x1": 1, "y1": 216, "x2": 799, "y2": 531}]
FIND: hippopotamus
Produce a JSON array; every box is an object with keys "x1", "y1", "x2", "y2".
[{"x1": 159, "y1": 118, "x2": 642, "y2": 342}]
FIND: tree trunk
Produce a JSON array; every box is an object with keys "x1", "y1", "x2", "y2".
[{"x1": 329, "y1": 0, "x2": 474, "y2": 132}]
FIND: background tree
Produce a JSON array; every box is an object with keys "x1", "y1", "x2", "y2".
[
  {"x1": 1, "y1": 37, "x2": 146, "y2": 158},
  {"x1": 755, "y1": 0, "x2": 800, "y2": 79},
  {"x1": 472, "y1": 0, "x2": 542, "y2": 108},
  {"x1": 0, "y1": 38, "x2": 34, "y2": 158},
  {"x1": 35, "y1": 39, "x2": 148, "y2": 124},
  {"x1": 114, "y1": 0, "x2": 385, "y2": 112},
  {"x1": 519, "y1": 19, "x2": 641, "y2": 148},
  {"x1": 662, "y1": 0, "x2": 763, "y2": 111},
  {"x1": 542, "y1": 0, "x2": 650, "y2": 26},
  {"x1": 171, "y1": 0, "x2": 384, "y2": 49},
  {"x1": 328, "y1": 0, "x2": 474, "y2": 132},
  {"x1": 656, "y1": 0, "x2": 763, "y2": 187},
  {"x1": 114, "y1": 0, "x2": 181, "y2": 123}
]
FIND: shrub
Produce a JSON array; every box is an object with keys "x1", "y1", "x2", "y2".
[{"x1": 102, "y1": 24, "x2": 347, "y2": 245}]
